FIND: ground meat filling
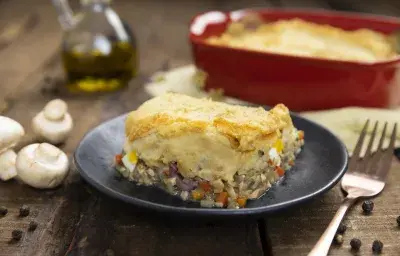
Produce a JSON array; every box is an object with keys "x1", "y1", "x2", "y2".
[{"x1": 115, "y1": 129, "x2": 305, "y2": 209}]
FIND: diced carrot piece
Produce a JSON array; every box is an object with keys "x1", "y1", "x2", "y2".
[
  {"x1": 199, "y1": 181, "x2": 212, "y2": 192},
  {"x1": 289, "y1": 160, "x2": 295, "y2": 166},
  {"x1": 114, "y1": 154, "x2": 123, "y2": 165},
  {"x1": 216, "y1": 192, "x2": 228, "y2": 206},
  {"x1": 276, "y1": 166, "x2": 285, "y2": 177},
  {"x1": 236, "y1": 197, "x2": 247, "y2": 208},
  {"x1": 298, "y1": 130, "x2": 304, "y2": 140},
  {"x1": 268, "y1": 159, "x2": 273, "y2": 165},
  {"x1": 191, "y1": 190, "x2": 204, "y2": 200}
]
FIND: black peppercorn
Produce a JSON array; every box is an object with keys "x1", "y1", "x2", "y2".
[
  {"x1": 334, "y1": 234, "x2": 343, "y2": 245},
  {"x1": 337, "y1": 224, "x2": 347, "y2": 234},
  {"x1": 258, "y1": 150, "x2": 264, "y2": 157},
  {"x1": 394, "y1": 147, "x2": 400, "y2": 161},
  {"x1": 19, "y1": 205, "x2": 30, "y2": 217},
  {"x1": 0, "y1": 206, "x2": 8, "y2": 216},
  {"x1": 396, "y1": 216, "x2": 400, "y2": 227},
  {"x1": 362, "y1": 200, "x2": 374, "y2": 214},
  {"x1": 350, "y1": 238, "x2": 362, "y2": 251},
  {"x1": 11, "y1": 230, "x2": 23, "y2": 241},
  {"x1": 372, "y1": 240, "x2": 383, "y2": 254},
  {"x1": 28, "y1": 221, "x2": 38, "y2": 231}
]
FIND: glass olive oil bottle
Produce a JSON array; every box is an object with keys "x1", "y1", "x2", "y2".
[
  {"x1": 53, "y1": 0, "x2": 138, "y2": 93},
  {"x1": 62, "y1": 40, "x2": 137, "y2": 93}
]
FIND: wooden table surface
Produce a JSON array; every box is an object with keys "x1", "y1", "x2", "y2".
[{"x1": 1, "y1": 0, "x2": 400, "y2": 255}]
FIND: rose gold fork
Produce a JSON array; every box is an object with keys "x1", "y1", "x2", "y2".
[{"x1": 308, "y1": 120, "x2": 397, "y2": 256}]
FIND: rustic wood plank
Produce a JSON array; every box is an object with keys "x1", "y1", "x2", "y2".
[
  {"x1": 274, "y1": 0, "x2": 400, "y2": 16},
  {"x1": 326, "y1": 0, "x2": 400, "y2": 16},
  {"x1": 265, "y1": 159, "x2": 400, "y2": 256},
  {"x1": 0, "y1": 0, "x2": 62, "y2": 104},
  {"x1": 65, "y1": 193, "x2": 263, "y2": 256},
  {"x1": 0, "y1": 13, "x2": 39, "y2": 52},
  {"x1": 277, "y1": 0, "x2": 330, "y2": 9}
]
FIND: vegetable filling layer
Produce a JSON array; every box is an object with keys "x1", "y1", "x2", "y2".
[{"x1": 115, "y1": 129, "x2": 304, "y2": 209}]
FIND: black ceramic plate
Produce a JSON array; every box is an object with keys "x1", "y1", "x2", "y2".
[{"x1": 74, "y1": 112, "x2": 348, "y2": 217}]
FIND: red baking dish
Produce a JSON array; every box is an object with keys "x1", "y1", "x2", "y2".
[{"x1": 189, "y1": 8, "x2": 400, "y2": 111}]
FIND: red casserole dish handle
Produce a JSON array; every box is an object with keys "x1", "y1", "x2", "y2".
[{"x1": 189, "y1": 8, "x2": 400, "y2": 111}]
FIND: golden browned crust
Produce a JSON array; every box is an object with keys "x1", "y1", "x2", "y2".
[
  {"x1": 125, "y1": 93, "x2": 293, "y2": 148},
  {"x1": 206, "y1": 18, "x2": 397, "y2": 62}
]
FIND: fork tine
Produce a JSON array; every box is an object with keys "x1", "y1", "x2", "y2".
[
  {"x1": 389, "y1": 123, "x2": 397, "y2": 148},
  {"x1": 365, "y1": 121, "x2": 379, "y2": 156},
  {"x1": 362, "y1": 121, "x2": 379, "y2": 173},
  {"x1": 377, "y1": 122, "x2": 388, "y2": 149},
  {"x1": 377, "y1": 123, "x2": 397, "y2": 181},
  {"x1": 367, "y1": 122, "x2": 387, "y2": 174},
  {"x1": 348, "y1": 119, "x2": 369, "y2": 171}
]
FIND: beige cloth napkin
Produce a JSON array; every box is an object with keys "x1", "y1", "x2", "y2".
[
  {"x1": 145, "y1": 65, "x2": 400, "y2": 156},
  {"x1": 301, "y1": 108, "x2": 400, "y2": 156}
]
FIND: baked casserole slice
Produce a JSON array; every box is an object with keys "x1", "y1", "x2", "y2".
[{"x1": 115, "y1": 93, "x2": 304, "y2": 208}]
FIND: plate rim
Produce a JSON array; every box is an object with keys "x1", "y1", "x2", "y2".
[{"x1": 74, "y1": 110, "x2": 349, "y2": 217}]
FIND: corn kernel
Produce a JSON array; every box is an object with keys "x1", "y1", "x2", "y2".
[
  {"x1": 128, "y1": 151, "x2": 138, "y2": 163},
  {"x1": 273, "y1": 139, "x2": 284, "y2": 153}
]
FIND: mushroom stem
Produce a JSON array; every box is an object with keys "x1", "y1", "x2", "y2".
[{"x1": 35, "y1": 143, "x2": 61, "y2": 163}]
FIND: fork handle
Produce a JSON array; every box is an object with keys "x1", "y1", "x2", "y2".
[{"x1": 308, "y1": 197, "x2": 357, "y2": 256}]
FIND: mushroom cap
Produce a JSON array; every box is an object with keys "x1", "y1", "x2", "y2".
[
  {"x1": 0, "y1": 116, "x2": 25, "y2": 154},
  {"x1": 16, "y1": 143, "x2": 69, "y2": 189},
  {"x1": 0, "y1": 149, "x2": 17, "y2": 181},
  {"x1": 32, "y1": 111, "x2": 73, "y2": 144}
]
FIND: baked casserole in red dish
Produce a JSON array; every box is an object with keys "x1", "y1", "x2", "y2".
[{"x1": 189, "y1": 8, "x2": 400, "y2": 111}]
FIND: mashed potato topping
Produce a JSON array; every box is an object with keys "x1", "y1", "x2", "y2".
[{"x1": 206, "y1": 18, "x2": 398, "y2": 62}]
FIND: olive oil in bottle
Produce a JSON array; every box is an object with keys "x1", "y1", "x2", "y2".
[
  {"x1": 54, "y1": 0, "x2": 138, "y2": 93},
  {"x1": 62, "y1": 41, "x2": 137, "y2": 93}
]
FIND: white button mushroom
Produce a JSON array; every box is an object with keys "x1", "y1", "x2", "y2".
[
  {"x1": 16, "y1": 143, "x2": 69, "y2": 189},
  {"x1": 0, "y1": 116, "x2": 25, "y2": 181},
  {"x1": 32, "y1": 99, "x2": 73, "y2": 144}
]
